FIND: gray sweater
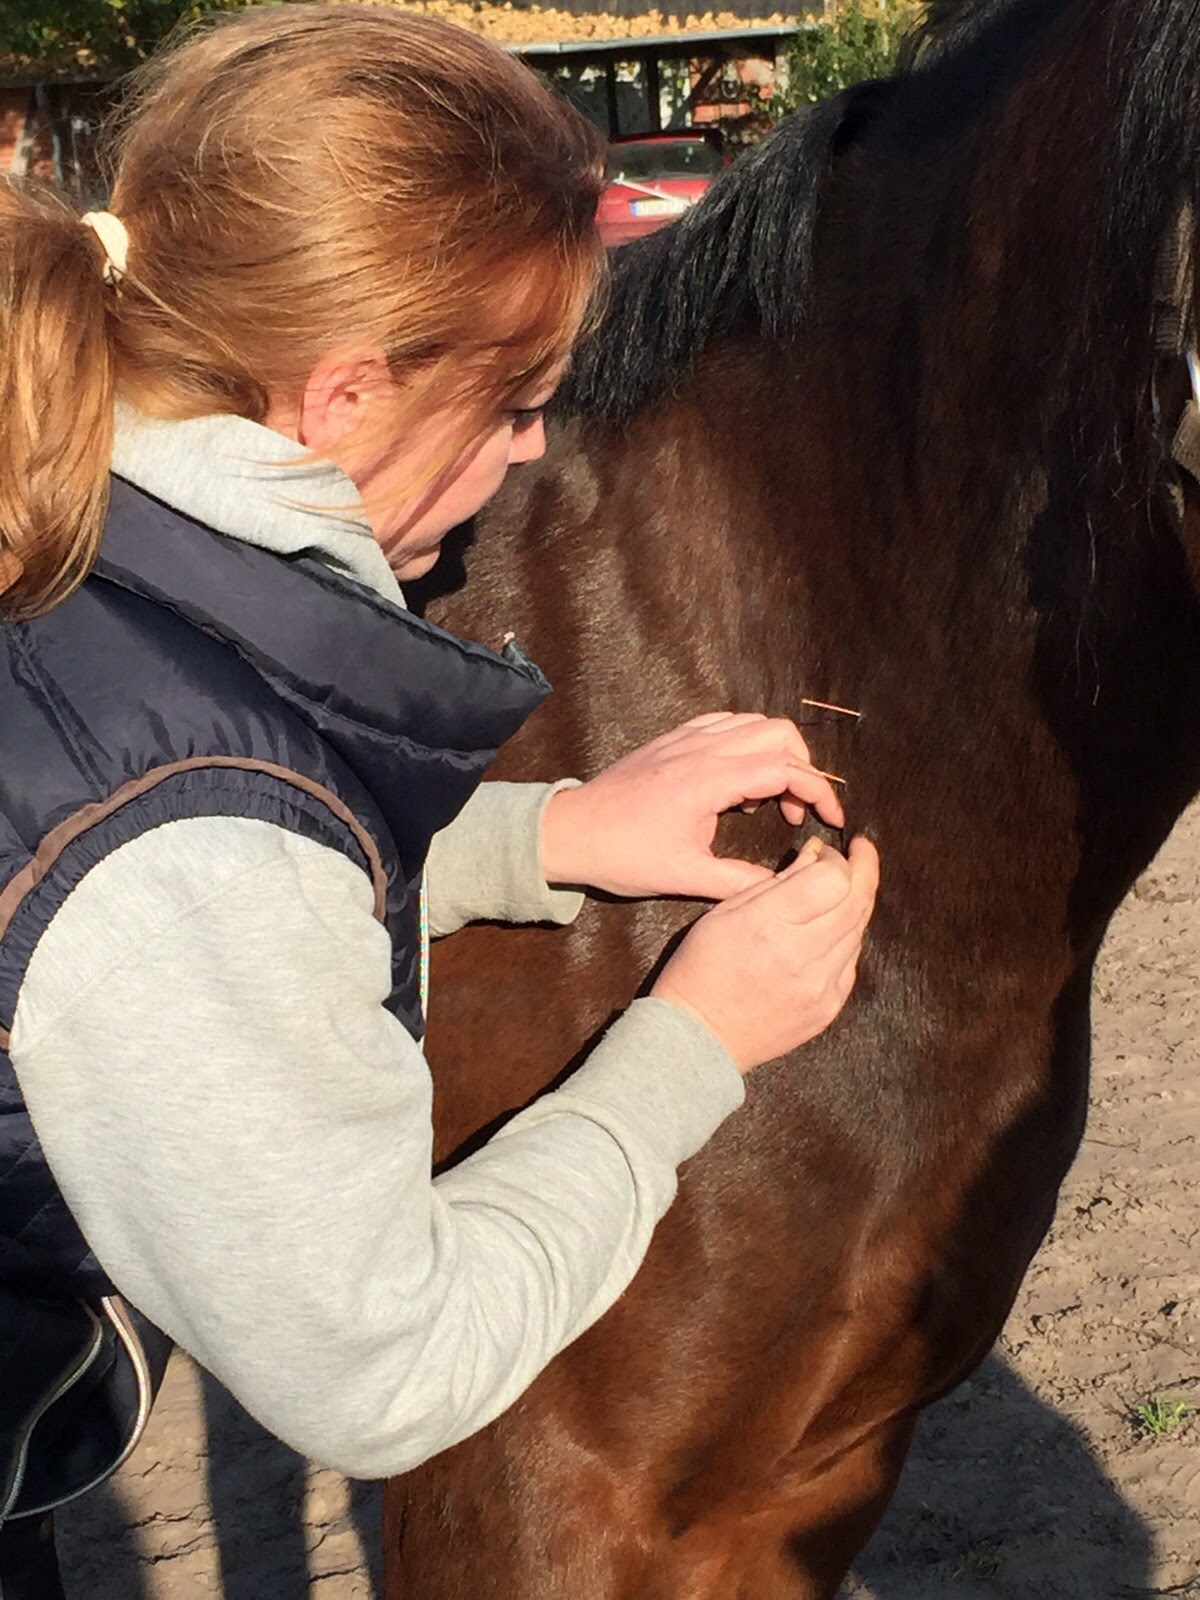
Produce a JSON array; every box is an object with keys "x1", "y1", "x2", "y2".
[{"x1": 9, "y1": 409, "x2": 744, "y2": 1478}]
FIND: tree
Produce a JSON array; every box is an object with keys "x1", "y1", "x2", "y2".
[
  {"x1": 771, "y1": 0, "x2": 924, "y2": 115},
  {"x1": 2, "y1": 0, "x2": 248, "y2": 195},
  {"x1": 1, "y1": 0, "x2": 245, "y2": 79}
]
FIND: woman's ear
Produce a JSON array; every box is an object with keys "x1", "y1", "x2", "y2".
[{"x1": 295, "y1": 347, "x2": 393, "y2": 452}]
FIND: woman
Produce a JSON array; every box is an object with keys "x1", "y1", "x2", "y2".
[{"x1": 0, "y1": 3, "x2": 878, "y2": 1582}]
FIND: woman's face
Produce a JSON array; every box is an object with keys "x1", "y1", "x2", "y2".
[
  {"x1": 362, "y1": 375, "x2": 560, "y2": 581},
  {"x1": 269, "y1": 354, "x2": 563, "y2": 583}
]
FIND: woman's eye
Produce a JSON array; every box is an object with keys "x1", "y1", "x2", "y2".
[{"x1": 509, "y1": 407, "x2": 544, "y2": 433}]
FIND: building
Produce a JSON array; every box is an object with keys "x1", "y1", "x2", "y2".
[
  {"x1": 523, "y1": 25, "x2": 798, "y2": 142},
  {"x1": 2, "y1": 2, "x2": 816, "y2": 187}
]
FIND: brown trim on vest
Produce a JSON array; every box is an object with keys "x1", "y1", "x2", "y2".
[{"x1": 0, "y1": 758, "x2": 390, "y2": 1019}]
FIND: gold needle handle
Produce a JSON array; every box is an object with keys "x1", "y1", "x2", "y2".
[{"x1": 801, "y1": 697, "x2": 862, "y2": 720}]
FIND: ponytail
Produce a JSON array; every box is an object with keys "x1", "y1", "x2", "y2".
[
  {"x1": 0, "y1": 183, "x2": 116, "y2": 620},
  {"x1": 1, "y1": 5, "x2": 605, "y2": 622}
]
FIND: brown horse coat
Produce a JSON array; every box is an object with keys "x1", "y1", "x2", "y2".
[{"x1": 387, "y1": 1, "x2": 1200, "y2": 1593}]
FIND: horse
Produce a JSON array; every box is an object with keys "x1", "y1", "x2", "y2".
[{"x1": 385, "y1": 0, "x2": 1200, "y2": 1593}]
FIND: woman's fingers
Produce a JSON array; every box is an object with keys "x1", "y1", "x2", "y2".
[
  {"x1": 685, "y1": 856, "x2": 778, "y2": 899},
  {"x1": 617, "y1": 713, "x2": 846, "y2": 827},
  {"x1": 548, "y1": 710, "x2": 853, "y2": 900},
  {"x1": 673, "y1": 711, "x2": 767, "y2": 733},
  {"x1": 838, "y1": 836, "x2": 881, "y2": 929},
  {"x1": 649, "y1": 829, "x2": 879, "y2": 1073},
  {"x1": 696, "y1": 753, "x2": 844, "y2": 829},
  {"x1": 814, "y1": 912, "x2": 872, "y2": 980},
  {"x1": 694, "y1": 715, "x2": 814, "y2": 764},
  {"x1": 725, "y1": 835, "x2": 876, "y2": 929},
  {"x1": 663, "y1": 713, "x2": 815, "y2": 770},
  {"x1": 783, "y1": 760, "x2": 843, "y2": 827},
  {"x1": 654, "y1": 712, "x2": 771, "y2": 748},
  {"x1": 778, "y1": 836, "x2": 878, "y2": 938},
  {"x1": 767, "y1": 853, "x2": 860, "y2": 930},
  {"x1": 700, "y1": 721, "x2": 842, "y2": 827}
]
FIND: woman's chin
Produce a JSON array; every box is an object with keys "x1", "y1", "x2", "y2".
[{"x1": 390, "y1": 545, "x2": 443, "y2": 582}]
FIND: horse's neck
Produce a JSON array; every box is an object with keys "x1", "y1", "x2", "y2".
[
  {"x1": 589, "y1": 329, "x2": 1200, "y2": 964},
  {"x1": 469, "y1": 0, "x2": 1200, "y2": 964},
  {"x1": 782, "y1": 17, "x2": 1200, "y2": 948}
]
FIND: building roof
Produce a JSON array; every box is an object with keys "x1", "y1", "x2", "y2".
[
  {"x1": 396, "y1": 2, "x2": 810, "y2": 49},
  {"x1": 515, "y1": 22, "x2": 803, "y2": 56},
  {"x1": 0, "y1": 3, "x2": 812, "y2": 86}
]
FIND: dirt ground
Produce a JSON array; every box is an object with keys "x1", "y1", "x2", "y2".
[{"x1": 56, "y1": 805, "x2": 1200, "y2": 1599}]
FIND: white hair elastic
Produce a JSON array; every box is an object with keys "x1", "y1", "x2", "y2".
[{"x1": 80, "y1": 211, "x2": 130, "y2": 284}]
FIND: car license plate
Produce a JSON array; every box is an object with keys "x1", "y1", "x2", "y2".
[{"x1": 631, "y1": 198, "x2": 690, "y2": 217}]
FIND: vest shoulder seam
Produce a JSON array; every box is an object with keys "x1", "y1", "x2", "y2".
[
  {"x1": 7, "y1": 834, "x2": 328, "y2": 1059},
  {"x1": 0, "y1": 760, "x2": 391, "y2": 1041},
  {"x1": 0, "y1": 758, "x2": 387, "y2": 954}
]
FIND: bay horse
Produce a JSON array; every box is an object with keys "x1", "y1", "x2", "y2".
[{"x1": 386, "y1": 0, "x2": 1200, "y2": 1593}]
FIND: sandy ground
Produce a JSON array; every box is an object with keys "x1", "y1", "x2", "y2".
[{"x1": 57, "y1": 805, "x2": 1200, "y2": 1599}]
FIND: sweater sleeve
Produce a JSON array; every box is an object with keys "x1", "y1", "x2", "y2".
[
  {"x1": 423, "y1": 780, "x2": 585, "y2": 937},
  {"x1": 10, "y1": 815, "x2": 743, "y2": 1479}
]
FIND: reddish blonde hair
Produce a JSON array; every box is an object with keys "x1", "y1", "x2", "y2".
[{"x1": 0, "y1": 3, "x2": 606, "y2": 618}]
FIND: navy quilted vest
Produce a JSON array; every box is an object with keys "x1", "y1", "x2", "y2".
[{"x1": 0, "y1": 477, "x2": 548, "y2": 1515}]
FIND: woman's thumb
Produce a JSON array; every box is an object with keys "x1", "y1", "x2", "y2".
[{"x1": 689, "y1": 855, "x2": 775, "y2": 900}]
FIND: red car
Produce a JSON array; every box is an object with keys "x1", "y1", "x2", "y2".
[{"x1": 596, "y1": 131, "x2": 725, "y2": 248}]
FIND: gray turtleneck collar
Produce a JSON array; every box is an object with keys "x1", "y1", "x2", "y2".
[{"x1": 110, "y1": 402, "x2": 405, "y2": 606}]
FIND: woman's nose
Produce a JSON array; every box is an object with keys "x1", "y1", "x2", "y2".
[{"x1": 509, "y1": 418, "x2": 547, "y2": 465}]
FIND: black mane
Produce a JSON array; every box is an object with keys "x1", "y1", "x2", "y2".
[
  {"x1": 562, "y1": 0, "x2": 1200, "y2": 431},
  {"x1": 560, "y1": 79, "x2": 894, "y2": 423}
]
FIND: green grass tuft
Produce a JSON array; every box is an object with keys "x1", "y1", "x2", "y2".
[
  {"x1": 1132, "y1": 1396, "x2": 1190, "y2": 1438},
  {"x1": 953, "y1": 1547, "x2": 1003, "y2": 1581}
]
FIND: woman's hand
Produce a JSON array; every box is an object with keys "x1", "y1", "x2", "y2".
[
  {"x1": 651, "y1": 834, "x2": 880, "y2": 1073},
  {"x1": 539, "y1": 713, "x2": 846, "y2": 900}
]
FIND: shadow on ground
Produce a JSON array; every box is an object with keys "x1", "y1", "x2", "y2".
[
  {"x1": 53, "y1": 1476, "x2": 153, "y2": 1599},
  {"x1": 54, "y1": 1351, "x2": 1150, "y2": 1598},
  {"x1": 201, "y1": 1372, "x2": 383, "y2": 1600},
  {"x1": 844, "y1": 1354, "x2": 1154, "y2": 1600}
]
